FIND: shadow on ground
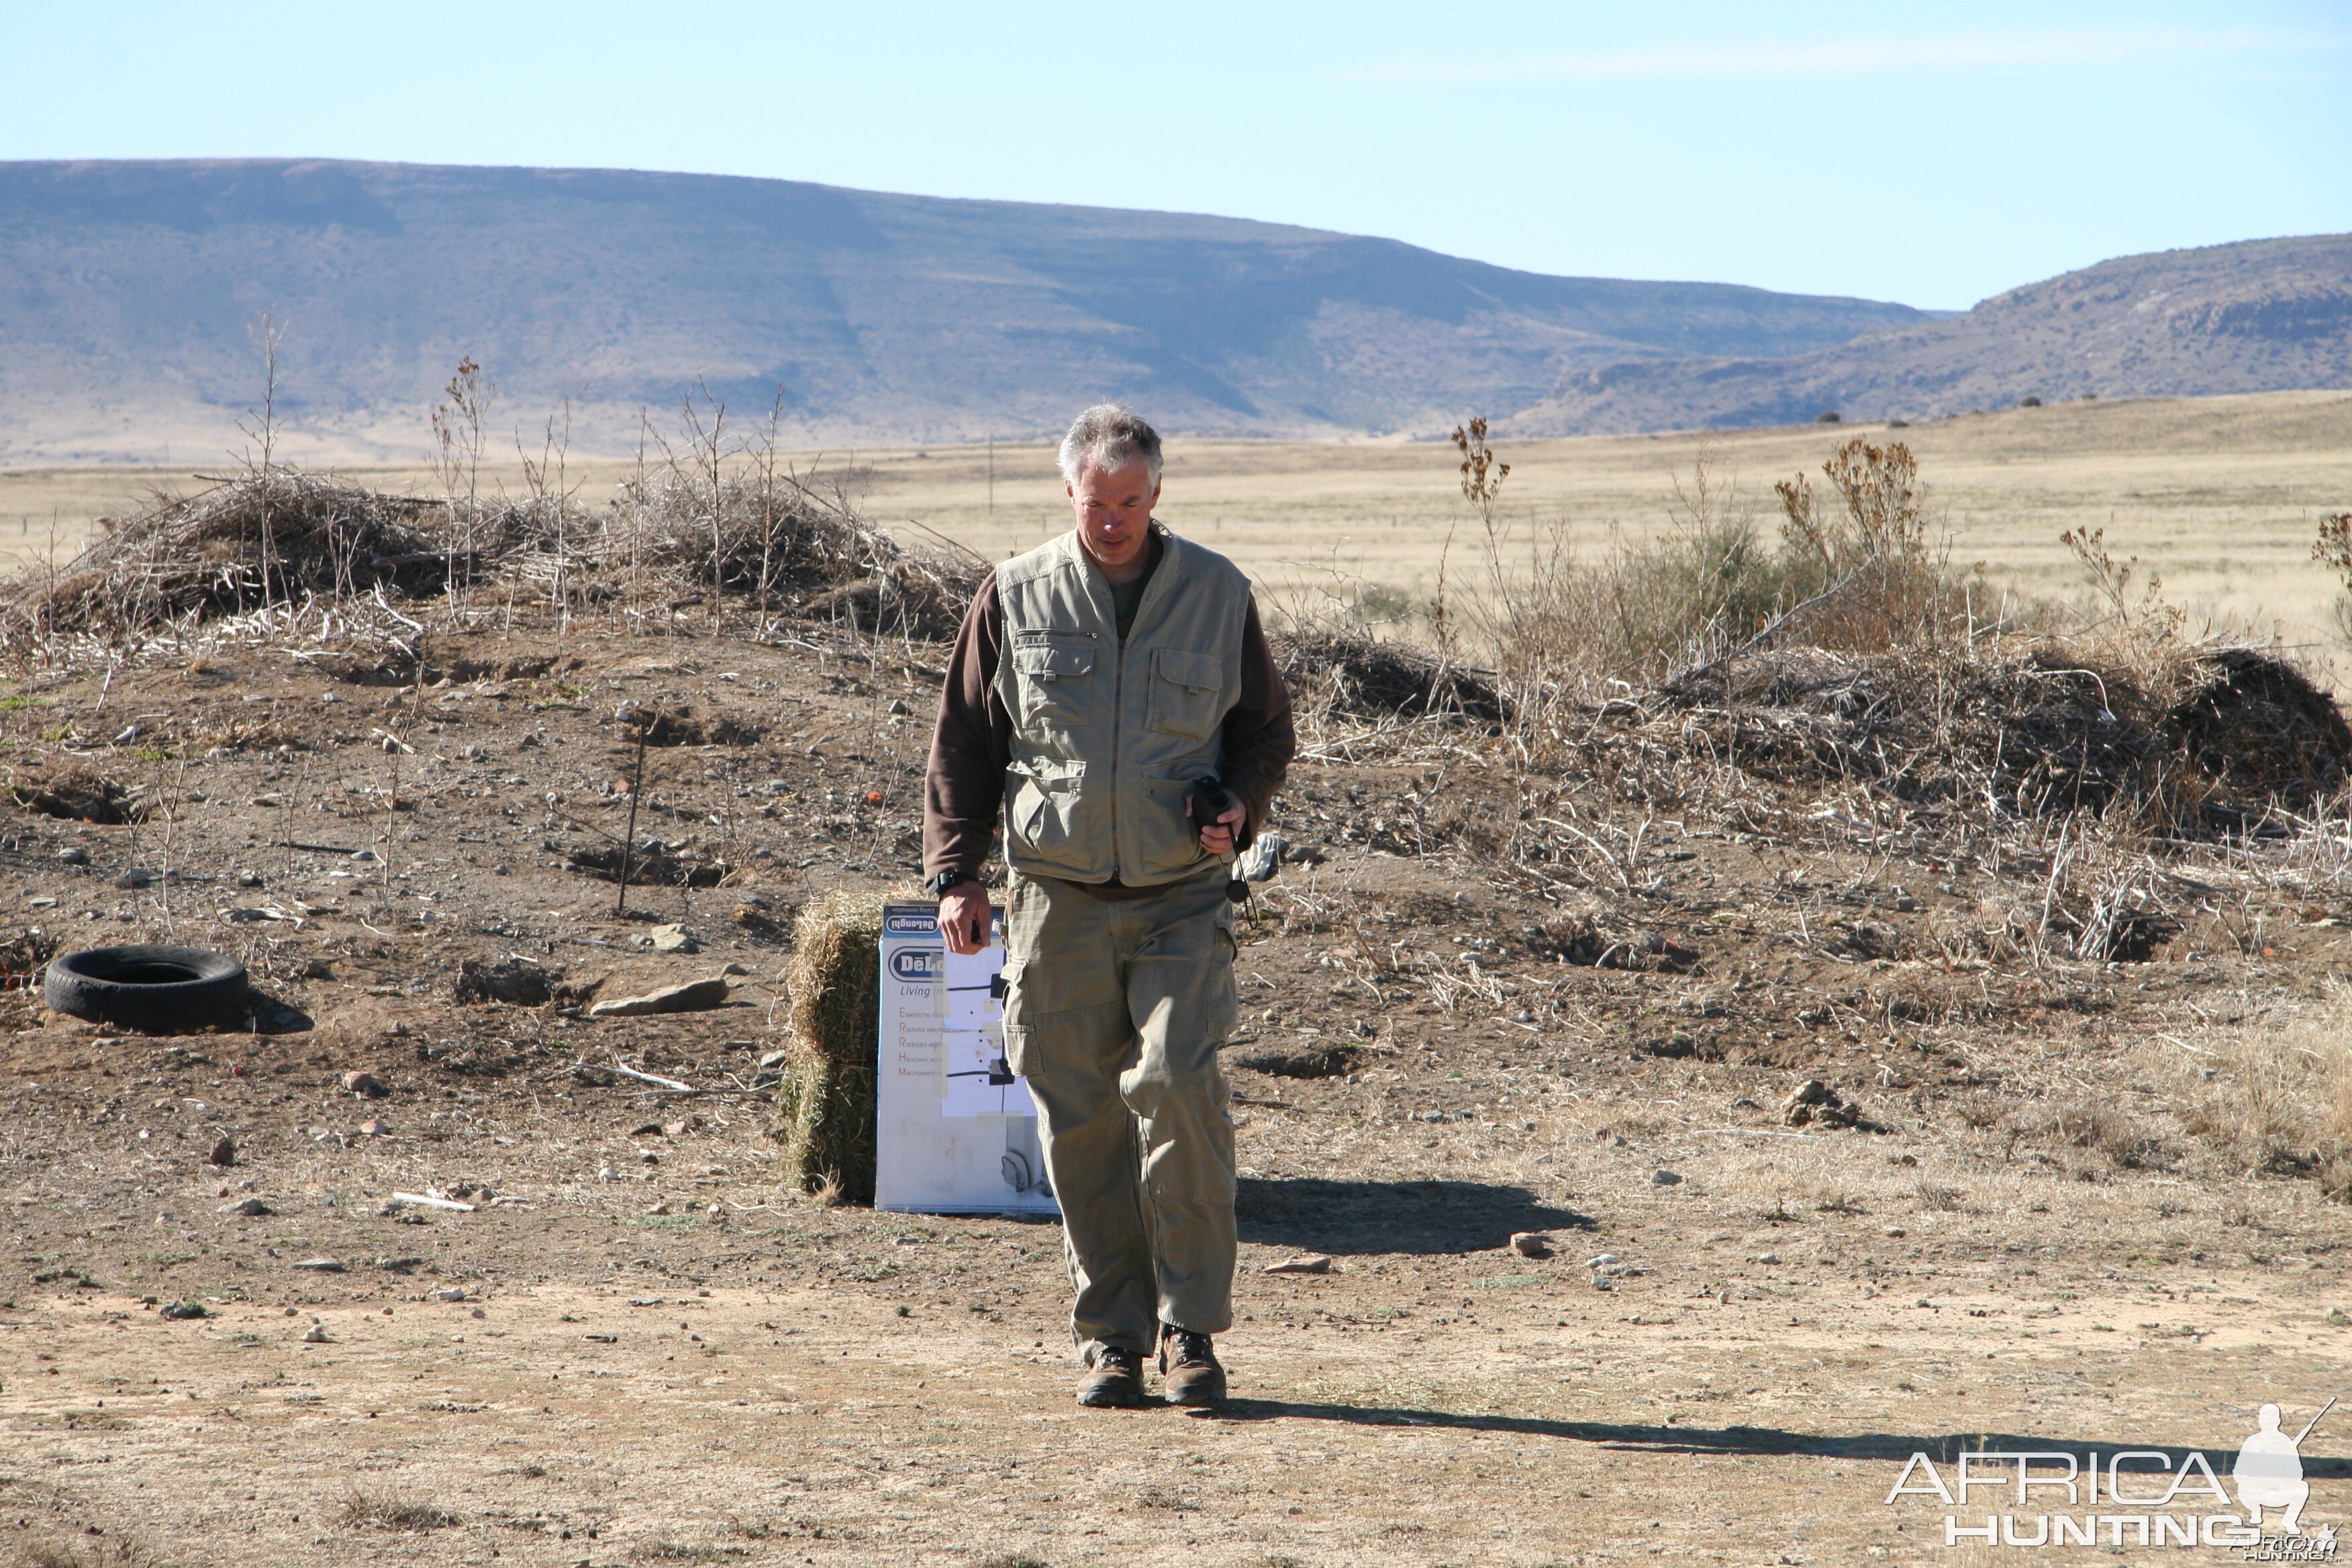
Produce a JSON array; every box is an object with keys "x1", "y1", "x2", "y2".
[
  {"x1": 1196, "y1": 1400, "x2": 2351, "y2": 1476},
  {"x1": 1235, "y1": 1177, "x2": 1592, "y2": 1256}
]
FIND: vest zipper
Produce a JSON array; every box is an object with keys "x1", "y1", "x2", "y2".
[
  {"x1": 1110, "y1": 612, "x2": 1127, "y2": 882},
  {"x1": 1097, "y1": 528, "x2": 1172, "y2": 885}
]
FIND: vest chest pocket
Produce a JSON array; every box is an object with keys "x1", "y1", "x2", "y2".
[
  {"x1": 1147, "y1": 648, "x2": 1226, "y2": 740},
  {"x1": 1005, "y1": 758, "x2": 1089, "y2": 871},
  {"x1": 1011, "y1": 642, "x2": 1095, "y2": 731}
]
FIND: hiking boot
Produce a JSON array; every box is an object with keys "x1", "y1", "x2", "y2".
[
  {"x1": 1159, "y1": 1325, "x2": 1227, "y2": 1406},
  {"x1": 1077, "y1": 1345, "x2": 1144, "y2": 1408}
]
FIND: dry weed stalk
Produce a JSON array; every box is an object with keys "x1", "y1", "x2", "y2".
[
  {"x1": 1433, "y1": 416, "x2": 1509, "y2": 662},
  {"x1": 429, "y1": 356, "x2": 493, "y2": 617}
]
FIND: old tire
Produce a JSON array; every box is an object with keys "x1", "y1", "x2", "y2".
[{"x1": 44, "y1": 945, "x2": 248, "y2": 1032}]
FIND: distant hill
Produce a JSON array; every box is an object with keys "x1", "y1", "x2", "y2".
[
  {"x1": 1506, "y1": 234, "x2": 2352, "y2": 435},
  {"x1": 0, "y1": 159, "x2": 1930, "y2": 463}
]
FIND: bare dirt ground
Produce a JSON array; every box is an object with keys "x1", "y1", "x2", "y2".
[{"x1": 5, "y1": 621, "x2": 2352, "y2": 1567}]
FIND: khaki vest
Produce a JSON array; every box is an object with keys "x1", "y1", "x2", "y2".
[{"x1": 993, "y1": 525, "x2": 1251, "y2": 885}]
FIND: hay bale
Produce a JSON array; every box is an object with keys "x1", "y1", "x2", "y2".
[{"x1": 773, "y1": 889, "x2": 887, "y2": 1204}]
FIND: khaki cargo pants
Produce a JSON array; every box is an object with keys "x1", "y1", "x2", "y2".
[{"x1": 1000, "y1": 865, "x2": 1240, "y2": 1359}]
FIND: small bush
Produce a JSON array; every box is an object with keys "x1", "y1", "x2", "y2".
[
  {"x1": 1773, "y1": 437, "x2": 1961, "y2": 650},
  {"x1": 1814, "y1": 410, "x2": 1843, "y2": 424}
]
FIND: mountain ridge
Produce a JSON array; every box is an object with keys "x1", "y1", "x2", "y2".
[
  {"x1": 1504, "y1": 233, "x2": 2352, "y2": 435},
  {"x1": 1, "y1": 160, "x2": 2344, "y2": 464},
  {"x1": 0, "y1": 158, "x2": 1927, "y2": 462}
]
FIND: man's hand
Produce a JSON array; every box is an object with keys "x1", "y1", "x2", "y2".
[
  {"x1": 938, "y1": 881, "x2": 991, "y2": 955},
  {"x1": 1195, "y1": 791, "x2": 1247, "y2": 859}
]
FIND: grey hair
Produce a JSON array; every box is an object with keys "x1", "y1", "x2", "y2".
[{"x1": 1057, "y1": 403, "x2": 1163, "y2": 485}]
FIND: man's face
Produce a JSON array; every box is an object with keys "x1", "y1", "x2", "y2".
[{"x1": 1067, "y1": 459, "x2": 1159, "y2": 573}]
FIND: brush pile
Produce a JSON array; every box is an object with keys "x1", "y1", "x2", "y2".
[
  {"x1": 1274, "y1": 625, "x2": 1501, "y2": 724},
  {"x1": 11, "y1": 473, "x2": 448, "y2": 640},
  {"x1": 3, "y1": 463, "x2": 985, "y2": 644},
  {"x1": 1621, "y1": 639, "x2": 2352, "y2": 832},
  {"x1": 601, "y1": 464, "x2": 979, "y2": 639}
]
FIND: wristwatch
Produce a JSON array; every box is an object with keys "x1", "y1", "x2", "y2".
[{"x1": 926, "y1": 869, "x2": 980, "y2": 897}]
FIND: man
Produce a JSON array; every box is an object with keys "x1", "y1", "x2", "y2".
[{"x1": 924, "y1": 403, "x2": 1294, "y2": 1409}]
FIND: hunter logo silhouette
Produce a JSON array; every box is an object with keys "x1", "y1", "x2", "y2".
[{"x1": 2237, "y1": 1398, "x2": 2333, "y2": 1536}]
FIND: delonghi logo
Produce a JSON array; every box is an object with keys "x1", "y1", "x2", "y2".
[
  {"x1": 883, "y1": 910, "x2": 937, "y2": 936},
  {"x1": 889, "y1": 948, "x2": 942, "y2": 983},
  {"x1": 1885, "y1": 1397, "x2": 2339, "y2": 1555}
]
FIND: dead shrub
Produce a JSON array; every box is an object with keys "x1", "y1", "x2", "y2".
[
  {"x1": 452, "y1": 957, "x2": 558, "y2": 1007},
  {"x1": 613, "y1": 707, "x2": 761, "y2": 748},
  {"x1": 6, "y1": 767, "x2": 146, "y2": 824},
  {"x1": 2043, "y1": 1101, "x2": 2165, "y2": 1169},
  {"x1": 1626, "y1": 638, "x2": 2349, "y2": 838},
  {"x1": 1416, "y1": 432, "x2": 2352, "y2": 852},
  {"x1": 2166, "y1": 992, "x2": 2352, "y2": 1183},
  {"x1": 565, "y1": 842, "x2": 731, "y2": 889},
  {"x1": 339, "y1": 1490, "x2": 458, "y2": 1531},
  {"x1": 1480, "y1": 448, "x2": 1781, "y2": 697},
  {"x1": 1914, "y1": 1180, "x2": 1968, "y2": 1212},
  {"x1": 2166, "y1": 645, "x2": 2352, "y2": 818}
]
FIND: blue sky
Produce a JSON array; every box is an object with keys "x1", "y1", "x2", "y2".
[{"x1": 4, "y1": 0, "x2": 2346, "y2": 309}]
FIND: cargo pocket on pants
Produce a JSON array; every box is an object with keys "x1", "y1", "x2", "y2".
[{"x1": 999, "y1": 959, "x2": 1035, "y2": 1077}]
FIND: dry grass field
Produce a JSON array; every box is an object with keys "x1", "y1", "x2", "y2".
[
  {"x1": 9, "y1": 388, "x2": 2351, "y2": 656},
  {"x1": 867, "y1": 391, "x2": 2352, "y2": 651}
]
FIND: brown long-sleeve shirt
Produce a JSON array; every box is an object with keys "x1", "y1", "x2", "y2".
[{"x1": 922, "y1": 550, "x2": 1295, "y2": 888}]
